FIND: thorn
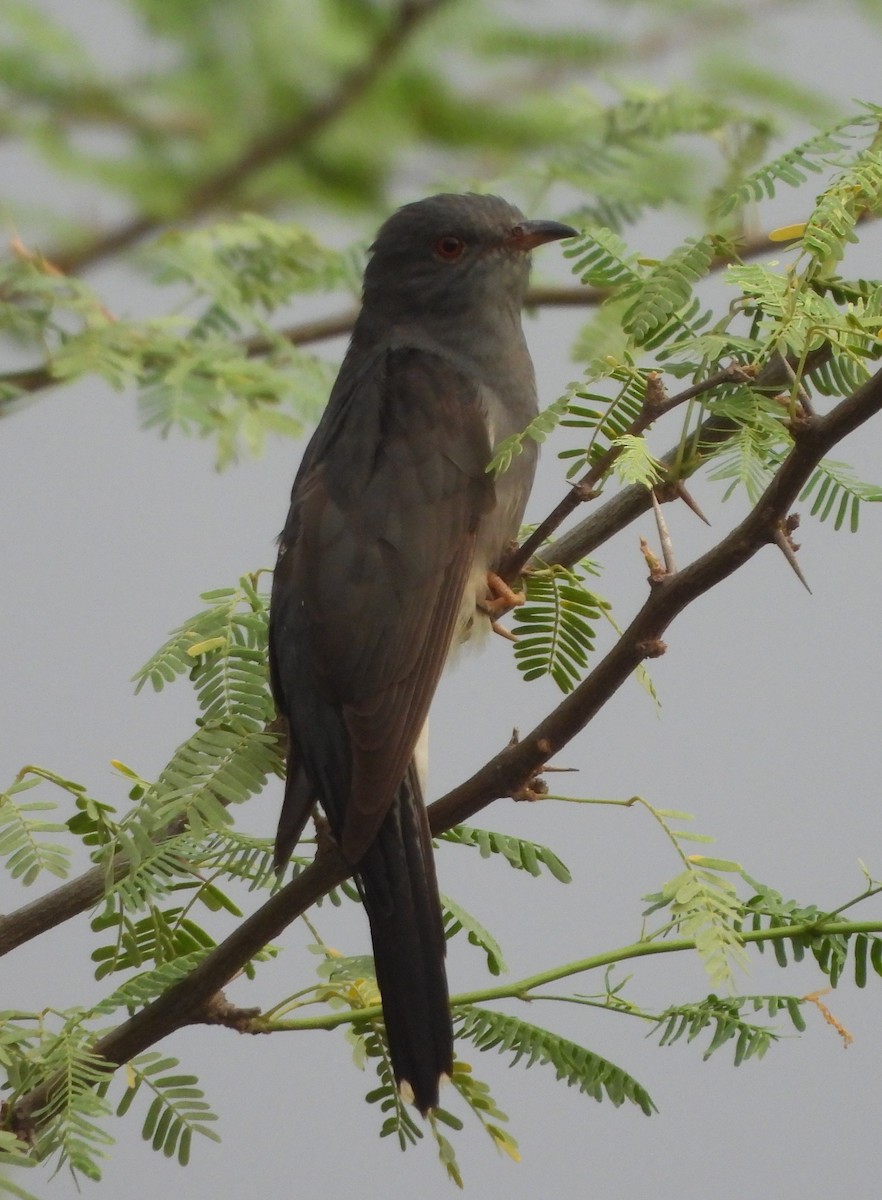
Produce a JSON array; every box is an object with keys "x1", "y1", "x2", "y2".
[
  {"x1": 650, "y1": 490, "x2": 677, "y2": 574},
  {"x1": 773, "y1": 522, "x2": 812, "y2": 594},
  {"x1": 674, "y1": 482, "x2": 711, "y2": 526}
]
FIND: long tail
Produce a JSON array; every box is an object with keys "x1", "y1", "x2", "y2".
[{"x1": 356, "y1": 763, "x2": 453, "y2": 1114}]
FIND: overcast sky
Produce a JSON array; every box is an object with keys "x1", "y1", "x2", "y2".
[{"x1": 3, "y1": 2, "x2": 882, "y2": 1198}]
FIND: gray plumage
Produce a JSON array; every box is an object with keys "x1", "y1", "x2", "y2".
[{"x1": 268, "y1": 193, "x2": 575, "y2": 1113}]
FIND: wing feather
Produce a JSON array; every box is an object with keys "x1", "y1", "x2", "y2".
[{"x1": 269, "y1": 345, "x2": 494, "y2": 862}]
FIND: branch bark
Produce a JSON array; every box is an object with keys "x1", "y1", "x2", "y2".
[
  {"x1": 8, "y1": 365, "x2": 882, "y2": 1135},
  {"x1": 0, "y1": 862, "x2": 124, "y2": 958}
]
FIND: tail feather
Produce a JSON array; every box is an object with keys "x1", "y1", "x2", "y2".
[
  {"x1": 273, "y1": 758, "x2": 315, "y2": 874},
  {"x1": 356, "y1": 764, "x2": 453, "y2": 1113}
]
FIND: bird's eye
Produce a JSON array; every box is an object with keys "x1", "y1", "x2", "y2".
[{"x1": 434, "y1": 235, "x2": 466, "y2": 261}]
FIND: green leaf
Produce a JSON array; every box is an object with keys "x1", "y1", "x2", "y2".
[
  {"x1": 714, "y1": 105, "x2": 882, "y2": 215},
  {"x1": 457, "y1": 1007, "x2": 656, "y2": 1115},
  {"x1": 799, "y1": 458, "x2": 882, "y2": 531},
  {"x1": 441, "y1": 895, "x2": 507, "y2": 975},
  {"x1": 513, "y1": 568, "x2": 604, "y2": 694},
  {"x1": 652, "y1": 994, "x2": 805, "y2": 1063},
  {"x1": 118, "y1": 1052, "x2": 220, "y2": 1166},
  {"x1": 644, "y1": 865, "x2": 748, "y2": 986},
  {"x1": 440, "y1": 824, "x2": 571, "y2": 882},
  {"x1": 621, "y1": 236, "x2": 715, "y2": 345},
  {"x1": 564, "y1": 226, "x2": 640, "y2": 288},
  {"x1": 0, "y1": 774, "x2": 72, "y2": 885},
  {"x1": 610, "y1": 434, "x2": 664, "y2": 488}
]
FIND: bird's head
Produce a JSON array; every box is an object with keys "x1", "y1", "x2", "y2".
[{"x1": 361, "y1": 193, "x2": 576, "y2": 324}]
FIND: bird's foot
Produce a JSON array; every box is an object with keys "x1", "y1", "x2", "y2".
[
  {"x1": 482, "y1": 571, "x2": 523, "y2": 614},
  {"x1": 478, "y1": 571, "x2": 525, "y2": 641},
  {"x1": 480, "y1": 570, "x2": 525, "y2": 617}
]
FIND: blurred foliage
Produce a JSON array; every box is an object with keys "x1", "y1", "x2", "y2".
[{"x1": 0, "y1": 0, "x2": 840, "y2": 238}]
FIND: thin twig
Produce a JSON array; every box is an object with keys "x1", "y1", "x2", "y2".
[
  {"x1": 237, "y1": 916, "x2": 882, "y2": 1034},
  {"x1": 528, "y1": 349, "x2": 835, "y2": 574}
]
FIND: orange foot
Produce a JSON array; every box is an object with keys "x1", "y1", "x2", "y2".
[{"x1": 479, "y1": 571, "x2": 525, "y2": 640}]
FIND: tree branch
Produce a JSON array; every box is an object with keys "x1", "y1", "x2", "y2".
[
  {"x1": 7, "y1": 364, "x2": 882, "y2": 1136},
  {"x1": 246, "y1": 915, "x2": 882, "y2": 1033},
  {"x1": 0, "y1": 862, "x2": 125, "y2": 958},
  {"x1": 517, "y1": 347, "x2": 834, "y2": 575},
  {"x1": 500, "y1": 364, "x2": 753, "y2": 580}
]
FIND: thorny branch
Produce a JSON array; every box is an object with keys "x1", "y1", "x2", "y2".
[
  {"x1": 500, "y1": 363, "x2": 754, "y2": 580},
  {"x1": 6, "y1": 364, "x2": 882, "y2": 1138},
  {"x1": 507, "y1": 347, "x2": 833, "y2": 577}
]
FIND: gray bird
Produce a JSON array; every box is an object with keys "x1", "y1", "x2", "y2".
[{"x1": 268, "y1": 193, "x2": 575, "y2": 1113}]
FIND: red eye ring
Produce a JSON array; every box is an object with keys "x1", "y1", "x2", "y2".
[{"x1": 434, "y1": 235, "x2": 466, "y2": 261}]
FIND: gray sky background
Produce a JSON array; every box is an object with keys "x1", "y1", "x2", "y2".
[{"x1": 3, "y1": 2, "x2": 882, "y2": 1197}]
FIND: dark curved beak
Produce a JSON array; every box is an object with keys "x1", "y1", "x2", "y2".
[{"x1": 506, "y1": 218, "x2": 578, "y2": 252}]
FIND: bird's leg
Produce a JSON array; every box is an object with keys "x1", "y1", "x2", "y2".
[
  {"x1": 479, "y1": 570, "x2": 525, "y2": 640},
  {"x1": 482, "y1": 571, "x2": 525, "y2": 615}
]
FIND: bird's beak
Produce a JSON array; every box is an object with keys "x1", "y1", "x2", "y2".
[{"x1": 505, "y1": 218, "x2": 578, "y2": 252}]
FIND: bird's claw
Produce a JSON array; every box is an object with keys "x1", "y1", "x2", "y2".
[
  {"x1": 480, "y1": 570, "x2": 525, "y2": 616},
  {"x1": 479, "y1": 571, "x2": 526, "y2": 639}
]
